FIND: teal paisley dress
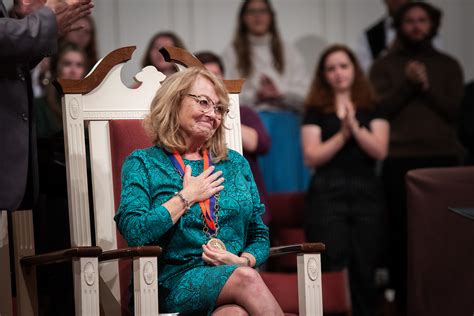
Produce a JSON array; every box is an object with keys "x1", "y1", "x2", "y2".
[{"x1": 114, "y1": 146, "x2": 269, "y2": 315}]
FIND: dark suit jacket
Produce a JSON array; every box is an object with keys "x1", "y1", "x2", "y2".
[
  {"x1": 365, "y1": 17, "x2": 386, "y2": 60},
  {"x1": 0, "y1": 2, "x2": 57, "y2": 210}
]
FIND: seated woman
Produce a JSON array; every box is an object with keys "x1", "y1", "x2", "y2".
[{"x1": 114, "y1": 67, "x2": 283, "y2": 315}]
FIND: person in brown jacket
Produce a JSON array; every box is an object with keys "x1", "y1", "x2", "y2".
[{"x1": 369, "y1": 2, "x2": 464, "y2": 314}]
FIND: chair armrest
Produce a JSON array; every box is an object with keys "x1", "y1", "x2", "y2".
[
  {"x1": 99, "y1": 246, "x2": 162, "y2": 262},
  {"x1": 269, "y1": 243, "x2": 325, "y2": 258},
  {"x1": 20, "y1": 246, "x2": 102, "y2": 268}
]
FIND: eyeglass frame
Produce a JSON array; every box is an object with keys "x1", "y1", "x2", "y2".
[
  {"x1": 186, "y1": 93, "x2": 229, "y2": 118},
  {"x1": 244, "y1": 8, "x2": 271, "y2": 16}
]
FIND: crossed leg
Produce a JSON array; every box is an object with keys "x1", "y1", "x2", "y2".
[{"x1": 213, "y1": 267, "x2": 283, "y2": 316}]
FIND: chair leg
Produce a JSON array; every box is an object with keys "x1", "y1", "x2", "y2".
[
  {"x1": 0, "y1": 210, "x2": 14, "y2": 316},
  {"x1": 12, "y1": 210, "x2": 37, "y2": 316},
  {"x1": 133, "y1": 257, "x2": 159, "y2": 316},
  {"x1": 297, "y1": 253, "x2": 323, "y2": 316},
  {"x1": 73, "y1": 257, "x2": 100, "y2": 316}
]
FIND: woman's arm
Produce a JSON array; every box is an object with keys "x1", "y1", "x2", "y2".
[
  {"x1": 241, "y1": 125, "x2": 259, "y2": 153},
  {"x1": 0, "y1": 7, "x2": 57, "y2": 61},
  {"x1": 301, "y1": 124, "x2": 349, "y2": 168},
  {"x1": 348, "y1": 118, "x2": 390, "y2": 161},
  {"x1": 114, "y1": 155, "x2": 175, "y2": 246},
  {"x1": 240, "y1": 106, "x2": 271, "y2": 154}
]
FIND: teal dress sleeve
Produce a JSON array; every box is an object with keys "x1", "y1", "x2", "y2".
[{"x1": 114, "y1": 151, "x2": 174, "y2": 246}]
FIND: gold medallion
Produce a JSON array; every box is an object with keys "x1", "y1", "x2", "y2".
[{"x1": 207, "y1": 238, "x2": 226, "y2": 251}]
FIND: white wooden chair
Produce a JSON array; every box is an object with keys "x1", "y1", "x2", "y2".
[{"x1": 38, "y1": 46, "x2": 325, "y2": 315}]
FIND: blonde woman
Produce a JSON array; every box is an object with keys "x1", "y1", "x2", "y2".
[{"x1": 115, "y1": 68, "x2": 282, "y2": 316}]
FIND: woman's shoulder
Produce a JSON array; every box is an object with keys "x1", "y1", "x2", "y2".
[
  {"x1": 358, "y1": 106, "x2": 388, "y2": 121},
  {"x1": 125, "y1": 146, "x2": 168, "y2": 165},
  {"x1": 224, "y1": 149, "x2": 249, "y2": 167},
  {"x1": 304, "y1": 105, "x2": 326, "y2": 114},
  {"x1": 226, "y1": 148, "x2": 244, "y2": 159},
  {"x1": 303, "y1": 106, "x2": 333, "y2": 121}
]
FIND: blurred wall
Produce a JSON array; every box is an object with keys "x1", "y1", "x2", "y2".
[
  {"x1": 2, "y1": 0, "x2": 473, "y2": 82},
  {"x1": 91, "y1": 0, "x2": 473, "y2": 85}
]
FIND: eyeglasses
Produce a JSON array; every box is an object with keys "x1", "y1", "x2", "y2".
[
  {"x1": 186, "y1": 94, "x2": 229, "y2": 118},
  {"x1": 244, "y1": 8, "x2": 270, "y2": 16}
]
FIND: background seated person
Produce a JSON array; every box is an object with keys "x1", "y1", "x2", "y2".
[{"x1": 114, "y1": 67, "x2": 283, "y2": 315}]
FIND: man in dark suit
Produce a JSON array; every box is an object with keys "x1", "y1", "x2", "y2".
[
  {"x1": 0, "y1": 0, "x2": 93, "y2": 212},
  {"x1": 0, "y1": 1, "x2": 92, "y2": 313},
  {"x1": 357, "y1": 0, "x2": 410, "y2": 72}
]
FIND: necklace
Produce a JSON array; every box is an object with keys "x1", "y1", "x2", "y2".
[{"x1": 201, "y1": 191, "x2": 226, "y2": 251}]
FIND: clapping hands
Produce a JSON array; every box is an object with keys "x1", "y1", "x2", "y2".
[
  {"x1": 405, "y1": 60, "x2": 429, "y2": 91},
  {"x1": 14, "y1": 0, "x2": 94, "y2": 37},
  {"x1": 257, "y1": 74, "x2": 283, "y2": 101},
  {"x1": 337, "y1": 101, "x2": 360, "y2": 139}
]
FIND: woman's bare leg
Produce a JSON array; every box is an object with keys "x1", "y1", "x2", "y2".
[
  {"x1": 214, "y1": 267, "x2": 283, "y2": 315},
  {"x1": 212, "y1": 304, "x2": 248, "y2": 316}
]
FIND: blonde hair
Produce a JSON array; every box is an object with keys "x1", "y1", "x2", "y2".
[{"x1": 143, "y1": 67, "x2": 230, "y2": 162}]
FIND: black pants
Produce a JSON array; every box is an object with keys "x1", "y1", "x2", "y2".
[
  {"x1": 381, "y1": 155, "x2": 458, "y2": 313},
  {"x1": 305, "y1": 169, "x2": 385, "y2": 316}
]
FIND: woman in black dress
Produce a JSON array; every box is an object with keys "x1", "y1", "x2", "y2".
[{"x1": 301, "y1": 44, "x2": 389, "y2": 316}]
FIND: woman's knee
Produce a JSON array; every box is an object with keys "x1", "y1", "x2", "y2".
[
  {"x1": 232, "y1": 267, "x2": 263, "y2": 287},
  {"x1": 213, "y1": 304, "x2": 248, "y2": 316}
]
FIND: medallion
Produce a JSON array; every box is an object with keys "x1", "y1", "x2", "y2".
[{"x1": 207, "y1": 238, "x2": 226, "y2": 251}]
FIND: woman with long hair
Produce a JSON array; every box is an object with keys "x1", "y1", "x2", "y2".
[
  {"x1": 35, "y1": 42, "x2": 87, "y2": 137},
  {"x1": 116, "y1": 67, "x2": 282, "y2": 315},
  {"x1": 222, "y1": 0, "x2": 308, "y2": 109},
  {"x1": 64, "y1": 15, "x2": 98, "y2": 72},
  {"x1": 222, "y1": 0, "x2": 310, "y2": 193},
  {"x1": 141, "y1": 31, "x2": 186, "y2": 76},
  {"x1": 302, "y1": 44, "x2": 389, "y2": 316}
]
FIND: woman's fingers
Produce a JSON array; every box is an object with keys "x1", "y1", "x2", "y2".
[
  {"x1": 183, "y1": 166, "x2": 226, "y2": 202},
  {"x1": 202, "y1": 252, "x2": 218, "y2": 266},
  {"x1": 200, "y1": 165, "x2": 215, "y2": 178},
  {"x1": 185, "y1": 164, "x2": 192, "y2": 175},
  {"x1": 211, "y1": 177, "x2": 225, "y2": 187},
  {"x1": 213, "y1": 185, "x2": 224, "y2": 193},
  {"x1": 202, "y1": 169, "x2": 224, "y2": 189},
  {"x1": 202, "y1": 245, "x2": 226, "y2": 265},
  {"x1": 207, "y1": 170, "x2": 223, "y2": 182}
]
